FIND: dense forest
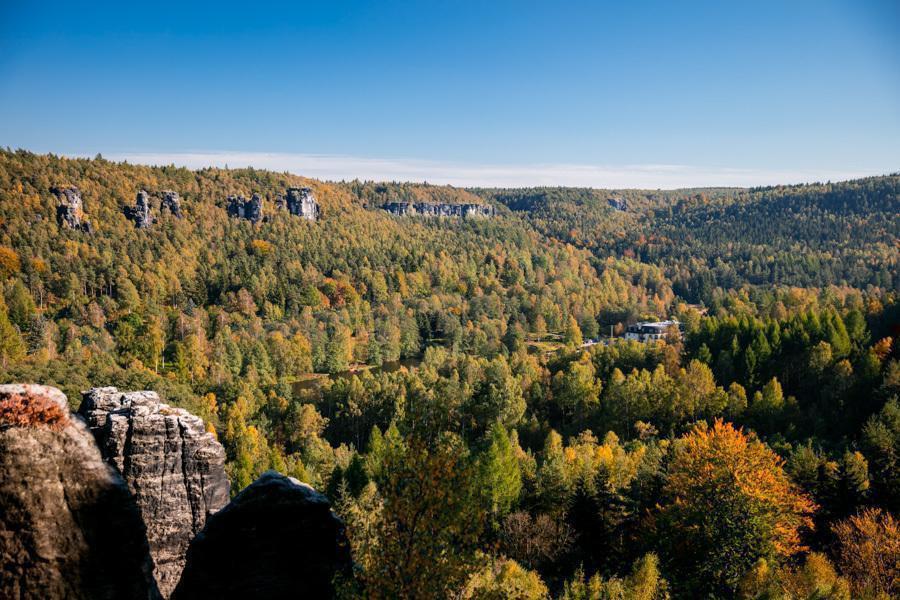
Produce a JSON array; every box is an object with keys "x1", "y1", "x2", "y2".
[
  {"x1": 477, "y1": 178, "x2": 899, "y2": 297},
  {"x1": 1, "y1": 149, "x2": 898, "y2": 598}
]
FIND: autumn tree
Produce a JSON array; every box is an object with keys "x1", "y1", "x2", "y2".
[
  {"x1": 564, "y1": 315, "x2": 584, "y2": 347},
  {"x1": 551, "y1": 355, "x2": 602, "y2": 428},
  {"x1": 466, "y1": 356, "x2": 526, "y2": 435},
  {"x1": 737, "y1": 553, "x2": 850, "y2": 600},
  {"x1": 833, "y1": 508, "x2": 900, "y2": 598},
  {"x1": 325, "y1": 322, "x2": 352, "y2": 374},
  {"x1": 0, "y1": 246, "x2": 21, "y2": 279},
  {"x1": 366, "y1": 433, "x2": 484, "y2": 599},
  {"x1": 560, "y1": 553, "x2": 669, "y2": 600},
  {"x1": 658, "y1": 420, "x2": 816, "y2": 597},
  {"x1": 463, "y1": 558, "x2": 548, "y2": 600}
]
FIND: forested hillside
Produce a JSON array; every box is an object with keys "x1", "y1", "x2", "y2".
[
  {"x1": 478, "y1": 177, "x2": 900, "y2": 298},
  {"x1": 1, "y1": 149, "x2": 898, "y2": 598}
]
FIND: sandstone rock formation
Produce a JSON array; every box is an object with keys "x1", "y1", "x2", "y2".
[
  {"x1": 0, "y1": 384, "x2": 159, "y2": 600},
  {"x1": 226, "y1": 194, "x2": 263, "y2": 223},
  {"x1": 285, "y1": 186, "x2": 319, "y2": 221},
  {"x1": 125, "y1": 190, "x2": 155, "y2": 228},
  {"x1": 383, "y1": 201, "x2": 495, "y2": 218},
  {"x1": 161, "y1": 190, "x2": 183, "y2": 218},
  {"x1": 52, "y1": 186, "x2": 93, "y2": 231},
  {"x1": 79, "y1": 388, "x2": 230, "y2": 598},
  {"x1": 172, "y1": 471, "x2": 351, "y2": 600},
  {"x1": 607, "y1": 197, "x2": 627, "y2": 211}
]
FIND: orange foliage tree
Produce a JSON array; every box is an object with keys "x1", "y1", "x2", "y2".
[
  {"x1": 658, "y1": 420, "x2": 816, "y2": 596},
  {"x1": 0, "y1": 246, "x2": 20, "y2": 279}
]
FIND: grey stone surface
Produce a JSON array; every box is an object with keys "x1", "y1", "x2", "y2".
[
  {"x1": 125, "y1": 190, "x2": 155, "y2": 228},
  {"x1": 226, "y1": 194, "x2": 263, "y2": 223},
  {"x1": 607, "y1": 197, "x2": 628, "y2": 211},
  {"x1": 285, "y1": 187, "x2": 319, "y2": 221},
  {"x1": 172, "y1": 471, "x2": 351, "y2": 600},
  {"x1": 0, "y1": 384, "x2": 159, "y2": 600},
  {"x1": 79, "y1": 387, "x2": 230, "y2": 598},
  {"x1": 383, "y1": 201, "x2": 495, "y2": 218},
  {"x1": 52, "y1": 186, "x2": 93, "y2": 231},
  {"x1": 161, "y1": 191, "x2": 183, "y2": 218}
]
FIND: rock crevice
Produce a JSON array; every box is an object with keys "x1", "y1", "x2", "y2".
[
  {"x1": 125, "y1": 190, "x2": 155, "y2": 228},
  {"x1": 78, "y1": 388, "x2": 230, "y2": 599}
]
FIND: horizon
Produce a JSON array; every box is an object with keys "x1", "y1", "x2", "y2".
[
  {"x1": 2, "y1": 0, "x2": 899, "y2": 187},
  {"x1": 68, "y1": 150, "x2": 898, "y2": 189}
]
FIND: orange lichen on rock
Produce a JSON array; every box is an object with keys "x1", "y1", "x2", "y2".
[{"x1": 0, "y1": 391, "x2": 68, "y2": 430}]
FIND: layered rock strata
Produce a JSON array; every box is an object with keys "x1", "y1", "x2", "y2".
[{"x1": 78, "y1": 387, "x2": 230, "y2": 598}]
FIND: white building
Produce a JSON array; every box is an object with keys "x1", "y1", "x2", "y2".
[{"x1": 624, "y1": 320, "x2": 681, "y2": 343}]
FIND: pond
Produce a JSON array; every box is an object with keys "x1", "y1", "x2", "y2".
[{"x1": 291, "y1": 357, "x2": 423, "y2": 394}]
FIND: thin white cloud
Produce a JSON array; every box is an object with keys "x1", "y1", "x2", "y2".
[{"x1": 83, "y1": 151, "x2": 885, "y2": 189}]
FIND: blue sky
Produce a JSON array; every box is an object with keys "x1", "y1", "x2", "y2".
[{"x1": 1, "y1": 0, "x2": 898, "y2": 187}]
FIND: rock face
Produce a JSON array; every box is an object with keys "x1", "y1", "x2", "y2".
[
  {"x1": 78, "y1": 388, "x2": 230, "y2": 598},
  {"x1": 52, "y1": 186, "x2": 93, "y2": 231},
  {"x1": 161, "y1": 191, "x2": 183, "y2": 218},
  {"x1": 0, "y1": 384, "x2": 159, "y2": 600},
  {"x1": 125, "y1": 190, "x2": 155, "y2": 228},
  {"x1": 226, "y1": 194, "x2": 263, "y2": 223},
  {"x1": 172, "y1": 471, "x2": 351, "y2": 600},
  {"x1": 124, "y1": 190, "x2": 184, "y2": 226},
  {"x1": 607, "y1": 197, "x2": 627, "y2": 211},
  {"x1": 285, "y1": 187, "x2": 319, "y2": 221},
  {"x1": 383, "y1": 201, "x2": 495, "y2": 218}
]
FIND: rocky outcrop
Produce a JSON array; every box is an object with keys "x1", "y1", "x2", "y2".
[
  {"x1": 608, "y1": 197, "x2": 627, "y2": 211},
  {"x1": 78, "y1": 388, "x2": 230, "y2": 598},
  {"x1": 52, "y1": 186, "x2": 93, "y2": 232},
  {"x1": 125, "y1": 190, "x2": 184, "y2": 227},
  {"x1": 383, "y1": 201, "x2": 495, "y2": 218},
  {"x1": 172, "y1": 471, "x2": 351, "y2": 600},
  {"x1": 0, "y1": 384, "x2": 159, "y2": 600},
  {"x1": 161, "y1": 191, "x2": 183, "y2": 218},
  {"x1": 285, "y1": 187, "x2": 319, "y2": 221},
  {"x1": 125, "y1": 190, "x2": 155, "y2": 228},
  {"x1": 226, "y1": 194, "x2": 263, "y2": 223}
]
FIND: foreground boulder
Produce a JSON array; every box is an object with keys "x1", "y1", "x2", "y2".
[
  {"x1": 172, "y1": 471, "x2": 351, "y2": 600},
  {"x1": 0, "y1": 384, "x2": 159, "y2": 599},
  {"x1": 79, "y1": 388, "x2": 230, "y2": 598}
]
